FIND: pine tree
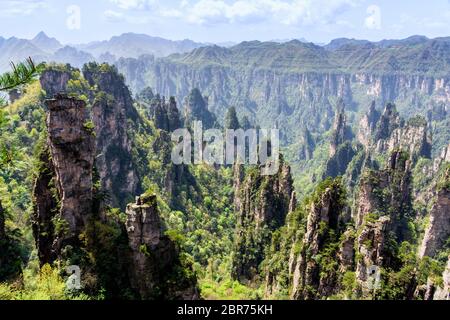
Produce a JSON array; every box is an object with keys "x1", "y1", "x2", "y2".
[
  {"x1": 0, "y1": 57, "x2": 43, "y2": 105},
  {"x1": 225, "y1": 106, "x2": 240, "y2": 130}
]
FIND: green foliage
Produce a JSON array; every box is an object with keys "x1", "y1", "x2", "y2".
[
  {"x1": 225, "y1": 106, "x2": 240, "y2": 129},
  {"x1": 0, "y1": 58, "x2": 44, "y2": 91},
  {"x1": 0, "y1": 263, "x2": 89, "y2": 300}
]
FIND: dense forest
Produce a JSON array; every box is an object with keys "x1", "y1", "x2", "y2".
[{"x1": 0, "y1": 35, "x2": 449, "y2": 300}]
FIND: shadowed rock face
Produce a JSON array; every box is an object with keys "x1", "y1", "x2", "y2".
[
  {"x1": 32, "y1": 147, "x2": 58, "y2": 265},
  {"x1": 0, "y1": 200, "x2": 22, "y2": 282},
  {"x1": 184, "y1": 88, "x2": 216, "y2": 129},
  {"x1": 231, "y1": 159, "x2": 295, "y2": 282},
  {"x1": 290, "y1": 182, "x2": 345, "y2": 300},
  {"x1": 125, "y1": 194, "x2": 199, "y2": 300},
  {"x1": 85, "y1": 65, "x2": 140, "y2": 210},
  {"x1": 40, "y1": 68, "x2": 72, "y2": 98},
  {"x1": 145, "y1": 96, "x2": 181, "y2": 132},
  {"x1": 434, "y1": 256, "x2": 450, "y2": 300},
  {"x1": 45, "y1": 94, "x2": 96, "y2": 249},
  {"x1": 0, "y1": 201, "x2": 5, "y2": 241},
  {"x1": 357, "y1": 101, "x2": 380, "y2": 147},
  {"x1": 419, "y1": 168, "x2": 450, "y2": 258}
]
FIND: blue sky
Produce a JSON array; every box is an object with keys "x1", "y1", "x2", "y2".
[{"x1": 0, "y1": 0, "x2": 449, "y2": 44}]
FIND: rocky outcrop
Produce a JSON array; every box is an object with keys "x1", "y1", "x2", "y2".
[
  {"x1": 0, "y1": 201, "x2": 5, "y2": 241},
  {"x1": 40, "y1": 66, "x2": 73, "y2": 98},
  {"x1": 147, "y1": 95, "x2": 181, "y2": 131},
  {"x1": 298, "y1": 127, "x2": 315, "y2": 161},
  {"x1": 419, "y1": 167, "x2": 450, "y2": 258},
  {"x1": 374, "y1": 103, "x2": 401, "y2": 141},
  {"x1": 323, "y1": 103, "x2": 356, "y2": 178},
  {"x1": 433, "y1": 256, "x2": 450, "y2": 300},
  {"x1": 367, "y1": 104, "x2": 432, "y2": 161},
  {"x1": 357, "y1": 101, "x2": 380, "y2": 148},
  {"x1": 40, "y1": 63, "x2": 141, "y2": 210},
  {"x1": 290, "y1": 179, "x2": 346, "y2": 299},
  {"x1": 136, "y1": 87, "x2": 154, "y2": 103},
  {"x1": 329, "y1": 100, "x2": 352, "y2": 157},
  {"x1": 338, "y1": 229, "x2": 356, "y2": 272},
  {"x1": 355, "y1": 150, "x2": 413, "y2": 231},
  {"x1": 125, "y1": 194, "x2": 199, "y2": 299},
  {"x1": 232, "y1": 158, "x2": 294, "y2": 282},
  {"x1": 0, "y1": 200, "x2": 22, "y2": 282},
  {"x1": 353, "y1": 151, "x2": 415, "y2": 294},
  {"x1": 32, "y1": 147, "x2": 58, "y2": 265},
  {"x1": 376, "y1": 116, "x2": 431, "y2": 162},
  {"x1": 45, "y1": 94, "x2": 96, "y2": 249},
  {"x1": 84, "y1": 63, "x2": 140, "y2": 209},
  {"x1": 184, "y1": 88, "x2": 216, "y2": 129},
  {"x1": 355, "y1": 216, "x2": 390, "y2": 294}
]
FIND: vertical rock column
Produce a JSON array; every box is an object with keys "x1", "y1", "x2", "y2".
[
  {"x1": 45, "y1": 94, "x2": 95, "y2": 246},
  {"x1": 125, "y1": 194, "x2": 199, "y2": 299}
]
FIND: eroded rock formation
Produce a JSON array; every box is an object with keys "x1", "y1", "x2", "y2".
[
  {"x1": 232, "y1": 158, "x2": 295, "y2": 282},
  {"x1": 125, "y1": 194, "x2": 199, "y2": 299},
  {"x1": 45, "y1": 94, "x2": 95, "y2": 249},
  {"x1": 290, "y1": 179, "x2": 346, "y2": 299},
  {"x1": 84, "y1": 63, "x2": 140, "y2": 209},
  {"x1": 419, "y1": 167, "x2": 450, "y2": 258}
]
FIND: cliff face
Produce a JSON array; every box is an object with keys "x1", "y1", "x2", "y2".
[
  {"x1": 232, "y1": 159, "x2": 295, "y2": 282},
  {"x1": 144, "y1": 95, "x2": 180, "y2": 132},
  {"x1": 329, "y1": 100, "x2": 352, "y2": 157},
  {"x1": 0, "y1": 201, "x2": 22, "y2": 281},
  {"x1": 323, "y1": 102, "x2": 356, "y2": 179},
  {"x1": 39, "y1": 67, "x2": 73, "y2": 98},
  {"x1": 298, "y1": 128, "x2": 315, "y2": 161},
  {"x1": 0, "y1": 201, "x2": 5, "y2": 241},
  {"x1": 39, "y1": 65, "x2": 140, "y2": 210},
  {"x1": 84, "y1": 64, "x2": 140, "y2": 209},
  {"x1": 290, "y1": 179, "x2": 346, "y2": 299},
  {"x1": 45, "y1": 94, "x2": 96, "y2": 249},
  {"x1": 125, "y1": 194, "x2": 199, "y2": 299},
  {"x1": 116, "y1": 50, "x2": 450, "y2": 146},
  {"x1": 419, "y1": 167, "x2": 450, "y2": 258},
  {"x1": 32, "y1": 147, "x2": 58, "y2": 265},
  {"x1": 433, "y1": 256, "x2": 450, "y2": 300},
  {"x1": 357, "y1": 101, "x2": 380, "y2": 147},
  {"x1": 184, "y1": 88, "x2": 216, "y2": 129},
  {"x1": 355, "y1": 151, "x2": 412, "y2": 231},
  {"x1": 31, "y1": 66, "x2": 200, "y2": 299},
  {"x1": 358, "y1": 103, "x2": 432, "y2": 161},
  {"x1": 353, "y1": 151, "x2": 415, "y2": 295}
]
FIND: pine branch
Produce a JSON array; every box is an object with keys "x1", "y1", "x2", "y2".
[{"x1": 0, "y1": 57, "x2": 44, "y2": 91}]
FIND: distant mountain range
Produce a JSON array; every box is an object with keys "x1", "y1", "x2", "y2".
[
  {"x1": 1, "y1": 32, "x2": 449, "y2": 79},
  {"x1": 0, "y1": 32, "x2": 207, "y2": 71}
]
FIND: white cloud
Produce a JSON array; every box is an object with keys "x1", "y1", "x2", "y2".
[
  {"x1": 103, "y1": 9, "x2": 125, "y2": 22},
  {"x1": 103, "y1": 9, "x2": 151, "y2": 24},
  {"x1": 183, "y1": 0, "x2": 361, "y2": 26},
  {"x1": 393, "y1": 11, "x2": 450, "y2": 32},
  {"x1": 106, "y1": 0, "x2": 361, "y2": 27},
  {"x1": 108, "y1": 0, "x2": 156, "y2": 10},
  {"x1": 0, "y1": 0, "x2": 48, "y2": 17}
]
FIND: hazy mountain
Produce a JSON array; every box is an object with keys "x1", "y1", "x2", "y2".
[
  {"x1": 77, "y1": 32, "x2": 206, "y2": 59},
  {"x1": 52, "y1": 46, "x2": 95, "y2": 68},
  {"x1": 0, "y1": 36, "x2": 48, "y2": 71},
  {"x1": 30, "y1": 31, "x2": 62, "y2": 53},
  {"x1": 325, "y1": 38, "x2": 372, "y2": 50},
  {"x1": 325, "y1": 35, "x2": 431, "y2": 50},
  {"x1": 0, "y1": 32, "x2": 207, "y2": 72}
]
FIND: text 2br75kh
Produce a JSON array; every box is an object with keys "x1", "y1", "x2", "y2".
[{"x1": 177, "y1": 304, "x2": 273, "y2": 318}]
